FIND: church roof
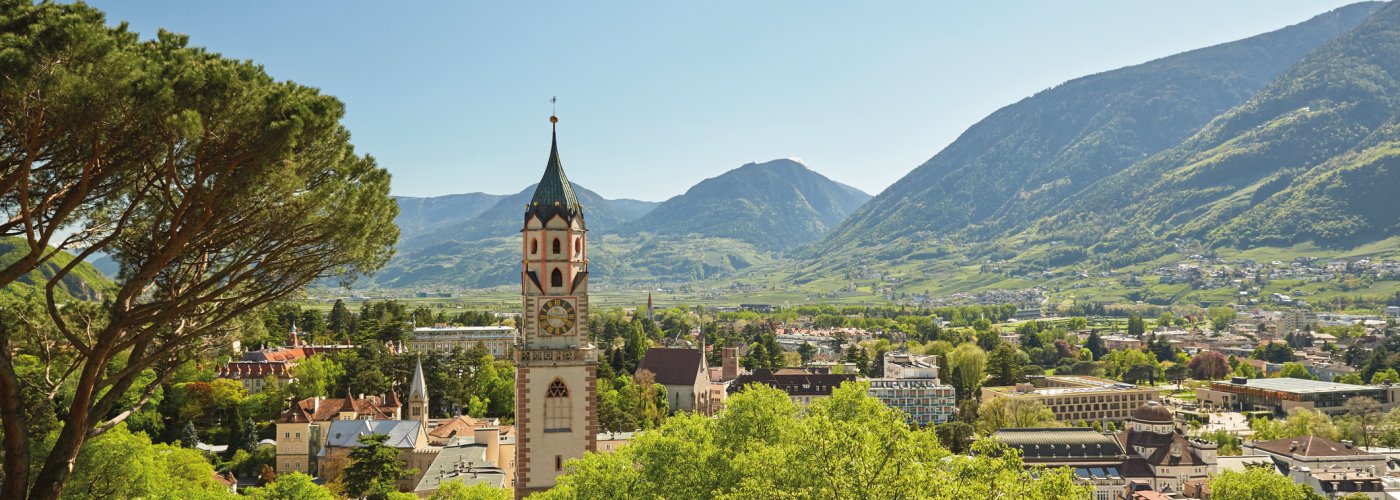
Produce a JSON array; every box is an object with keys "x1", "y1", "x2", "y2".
[
  {"x1": 1131, "y1": 401, "x2": 1174, "y2": 424},
  {"x1": 526, "y1": 120, "x2": 584, "y2": 225},
  {"x1": 637, "y1": 348, "x2": 706, "y2": 386},
  {"x1": 729, "y1": 369, "x2": 856, "y2": 397},
  {"x1": 1119, "y1": 428, "x2": 1214, "y2": 468}
]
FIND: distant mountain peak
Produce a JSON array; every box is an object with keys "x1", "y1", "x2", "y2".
[{"x1": 623, "y1": 158, "x2": 871, "y2": 250}]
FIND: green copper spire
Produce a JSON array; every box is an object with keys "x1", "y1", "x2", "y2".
[{"x1": 526, "y1": 115, "x2": 584, "y2": 224}]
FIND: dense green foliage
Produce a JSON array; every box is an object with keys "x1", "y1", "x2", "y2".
[
  {"x1": 62, "y1": 425, "x2": 230, "y2": 499},
  {"x1": 429, "y1": 481, "x2": 513, "y2": 500},
  {"x1": 1209, "y1": 467, "x2": 1324, "y2": 500},
  {"x1": 0, "y1": 1, "x2": 399, "y2": 496},
  {"x1": 537, "y1": 383, "x2": 1090, "y2": 499},
  {"x1": 342, "y1": 434, "x2": 416, "y2": 499},
  {"x1": 244, "y1": 473, "x2": 336, "y2": 500}
]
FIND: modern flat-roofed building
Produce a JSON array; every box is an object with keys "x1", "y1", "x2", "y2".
[
  {"x1": 407, "y1": 325, "x2": 516, "y2": 359},
  {"x1": 1195, "y1": 376, "x2": 1398, "y2": 415},
  {"x1": 867, "y1": 353, "x2": 957, "y2": 425},
  {"x1": 982, "y1": 376, "x2": 1159, "y2": 424}
]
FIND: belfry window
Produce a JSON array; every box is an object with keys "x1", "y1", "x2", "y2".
[
  {"x1": 551, "y1": 269, "x2": 563, "y2": 287},
  {"x1": 530, "y1": 239, "x2": 538, "y2": 254},
  {"x1": 552, "y1": 238, "x2": 561, "y2": 254},
  {"x1": 545, "y1": 379, "x2": 571, "y2": 431},
  {"x1": 574, "y1": 237, "x2": 581, "y2": 253}
]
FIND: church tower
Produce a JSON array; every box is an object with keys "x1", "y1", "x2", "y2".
[
  {"x1": 408, "y1": 357, "x2": 429, "y2": 425},
  {"x1": 515, "y1": 113, "x2": 597, "y2": 496}
]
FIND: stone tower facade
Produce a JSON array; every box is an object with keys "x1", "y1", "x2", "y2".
[{"x1": 514, "y1": 115, "x2": 597, "y2": 497}]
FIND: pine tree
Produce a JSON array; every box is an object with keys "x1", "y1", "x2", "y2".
[
  {"x1": 178, "y1": 422, "x2": 199, "y2": 449},
  {"x1": 343, "y1": 434, "x2": 414, "y2": 498}
]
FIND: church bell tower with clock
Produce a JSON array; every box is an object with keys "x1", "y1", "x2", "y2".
[{"x1": 514, "y1": 113, "x2": 597, "y2": 497}]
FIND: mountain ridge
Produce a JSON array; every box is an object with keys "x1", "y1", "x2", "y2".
[
  {"x1": 814, "y1": 2, "x2": 1384, "y2": 256},
  {"x1": 622, "y1": 158, "x2": 871, "y2": 250}
]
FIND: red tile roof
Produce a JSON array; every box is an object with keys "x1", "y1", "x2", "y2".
[
  {"x1": 217, "y1": 361, "x2": 291, "y2": 380},
  {"x1": 276, "y1": 395, "x2": 399, "y2": 423},
  {"x1": 428, "y1": 416, "x2": 498, "y2": 439}
]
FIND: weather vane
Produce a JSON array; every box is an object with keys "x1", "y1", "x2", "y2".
[{"x1": 551, "y1": 96, "x2": 557, "y2": 115}]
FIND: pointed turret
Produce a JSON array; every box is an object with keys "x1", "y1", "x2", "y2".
[
  {"x1": 525, "y1": 115, "x2": 584, "y2": 225},
  {"x1": 407, "y1": 357, "x2": 429, "y2": 424}
]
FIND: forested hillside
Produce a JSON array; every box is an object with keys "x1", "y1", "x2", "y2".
[
  {"x1": 1025, "y1": 0, "x2": 1400, "y2": 265},
  {"x1": 817, "y1": 2, "x2": 1382, "y2": 256}
]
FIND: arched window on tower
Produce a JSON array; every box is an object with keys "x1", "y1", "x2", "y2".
[
  {"x1": 552, "y1": 238, "x2": 561, "y2": 254},
  {"x1": 530, "y1": 238, "x2": 538, "y2": 254},
  {"x1": 574, "y1": 237, "x2": 581, "y2": 254},
  {"x1": 544, "y1": 379, "x2": 571, "y2": 431},
  {"x1": 551, "y1": 268, "x2": 563, "y2": 288}
]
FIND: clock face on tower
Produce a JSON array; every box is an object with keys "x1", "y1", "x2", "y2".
[{"x1": 539, "y1": 298, "x2": 577, "y2": 335}]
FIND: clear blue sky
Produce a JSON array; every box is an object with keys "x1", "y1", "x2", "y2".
[{"x1": 86, "y1": 1, "x2": 1357, "y2": 201}]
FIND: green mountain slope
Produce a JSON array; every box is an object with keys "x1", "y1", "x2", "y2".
[
  {"x1": 816, "y1": 2, "x2": 1381, "y2": 256},
  {"x1": 1022, "y1": 0, "x2": 1400, "y2": 262},
  {"x1": 609, "y1": 198, "x2": 661, "y2": 220},
  {"x1": 392, "y1": 192, "x2": 505, "y2": 242},
  {"x1": 624, "y1": 159, "x2": 870, "y2": 250},
  {"x1": 0, "y1": 238, "x2": 110, "y2": 301},
  {"x1": 397, "y1": 182, "x2": 635, "y2": 254},
  {"x1": 373, "y1": 159, "x2": 863, "y2": 288}
]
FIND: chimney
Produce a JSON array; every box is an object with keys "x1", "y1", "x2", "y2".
[
  {"x1": 313, "y1": 397, "x2": 320, "y2": 413},
  {"x1": 722, "y1": 347, "x2": 738, "y2": 381},
  {"x1": 475, "y1": 427, "x2": 500, "y2": 467}
]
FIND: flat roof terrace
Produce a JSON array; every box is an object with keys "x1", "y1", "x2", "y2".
[
  {"x1": 985, "y1": 376, "x2": 1148, "y2": 396},
  {"x1": 1210, "y1": 377, "x2": 1379, "y2": 395}
]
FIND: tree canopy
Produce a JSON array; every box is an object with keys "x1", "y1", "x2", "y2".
[
  {"x1": 0, "y1": 2, "x2": 398, "y2": 497},
  {"x1": 1209, "y1": 466, "x2": 1322, "y2": 500},
  {"x1": 537, "y1": 383, "x2": 1090, "y2": 499}
]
